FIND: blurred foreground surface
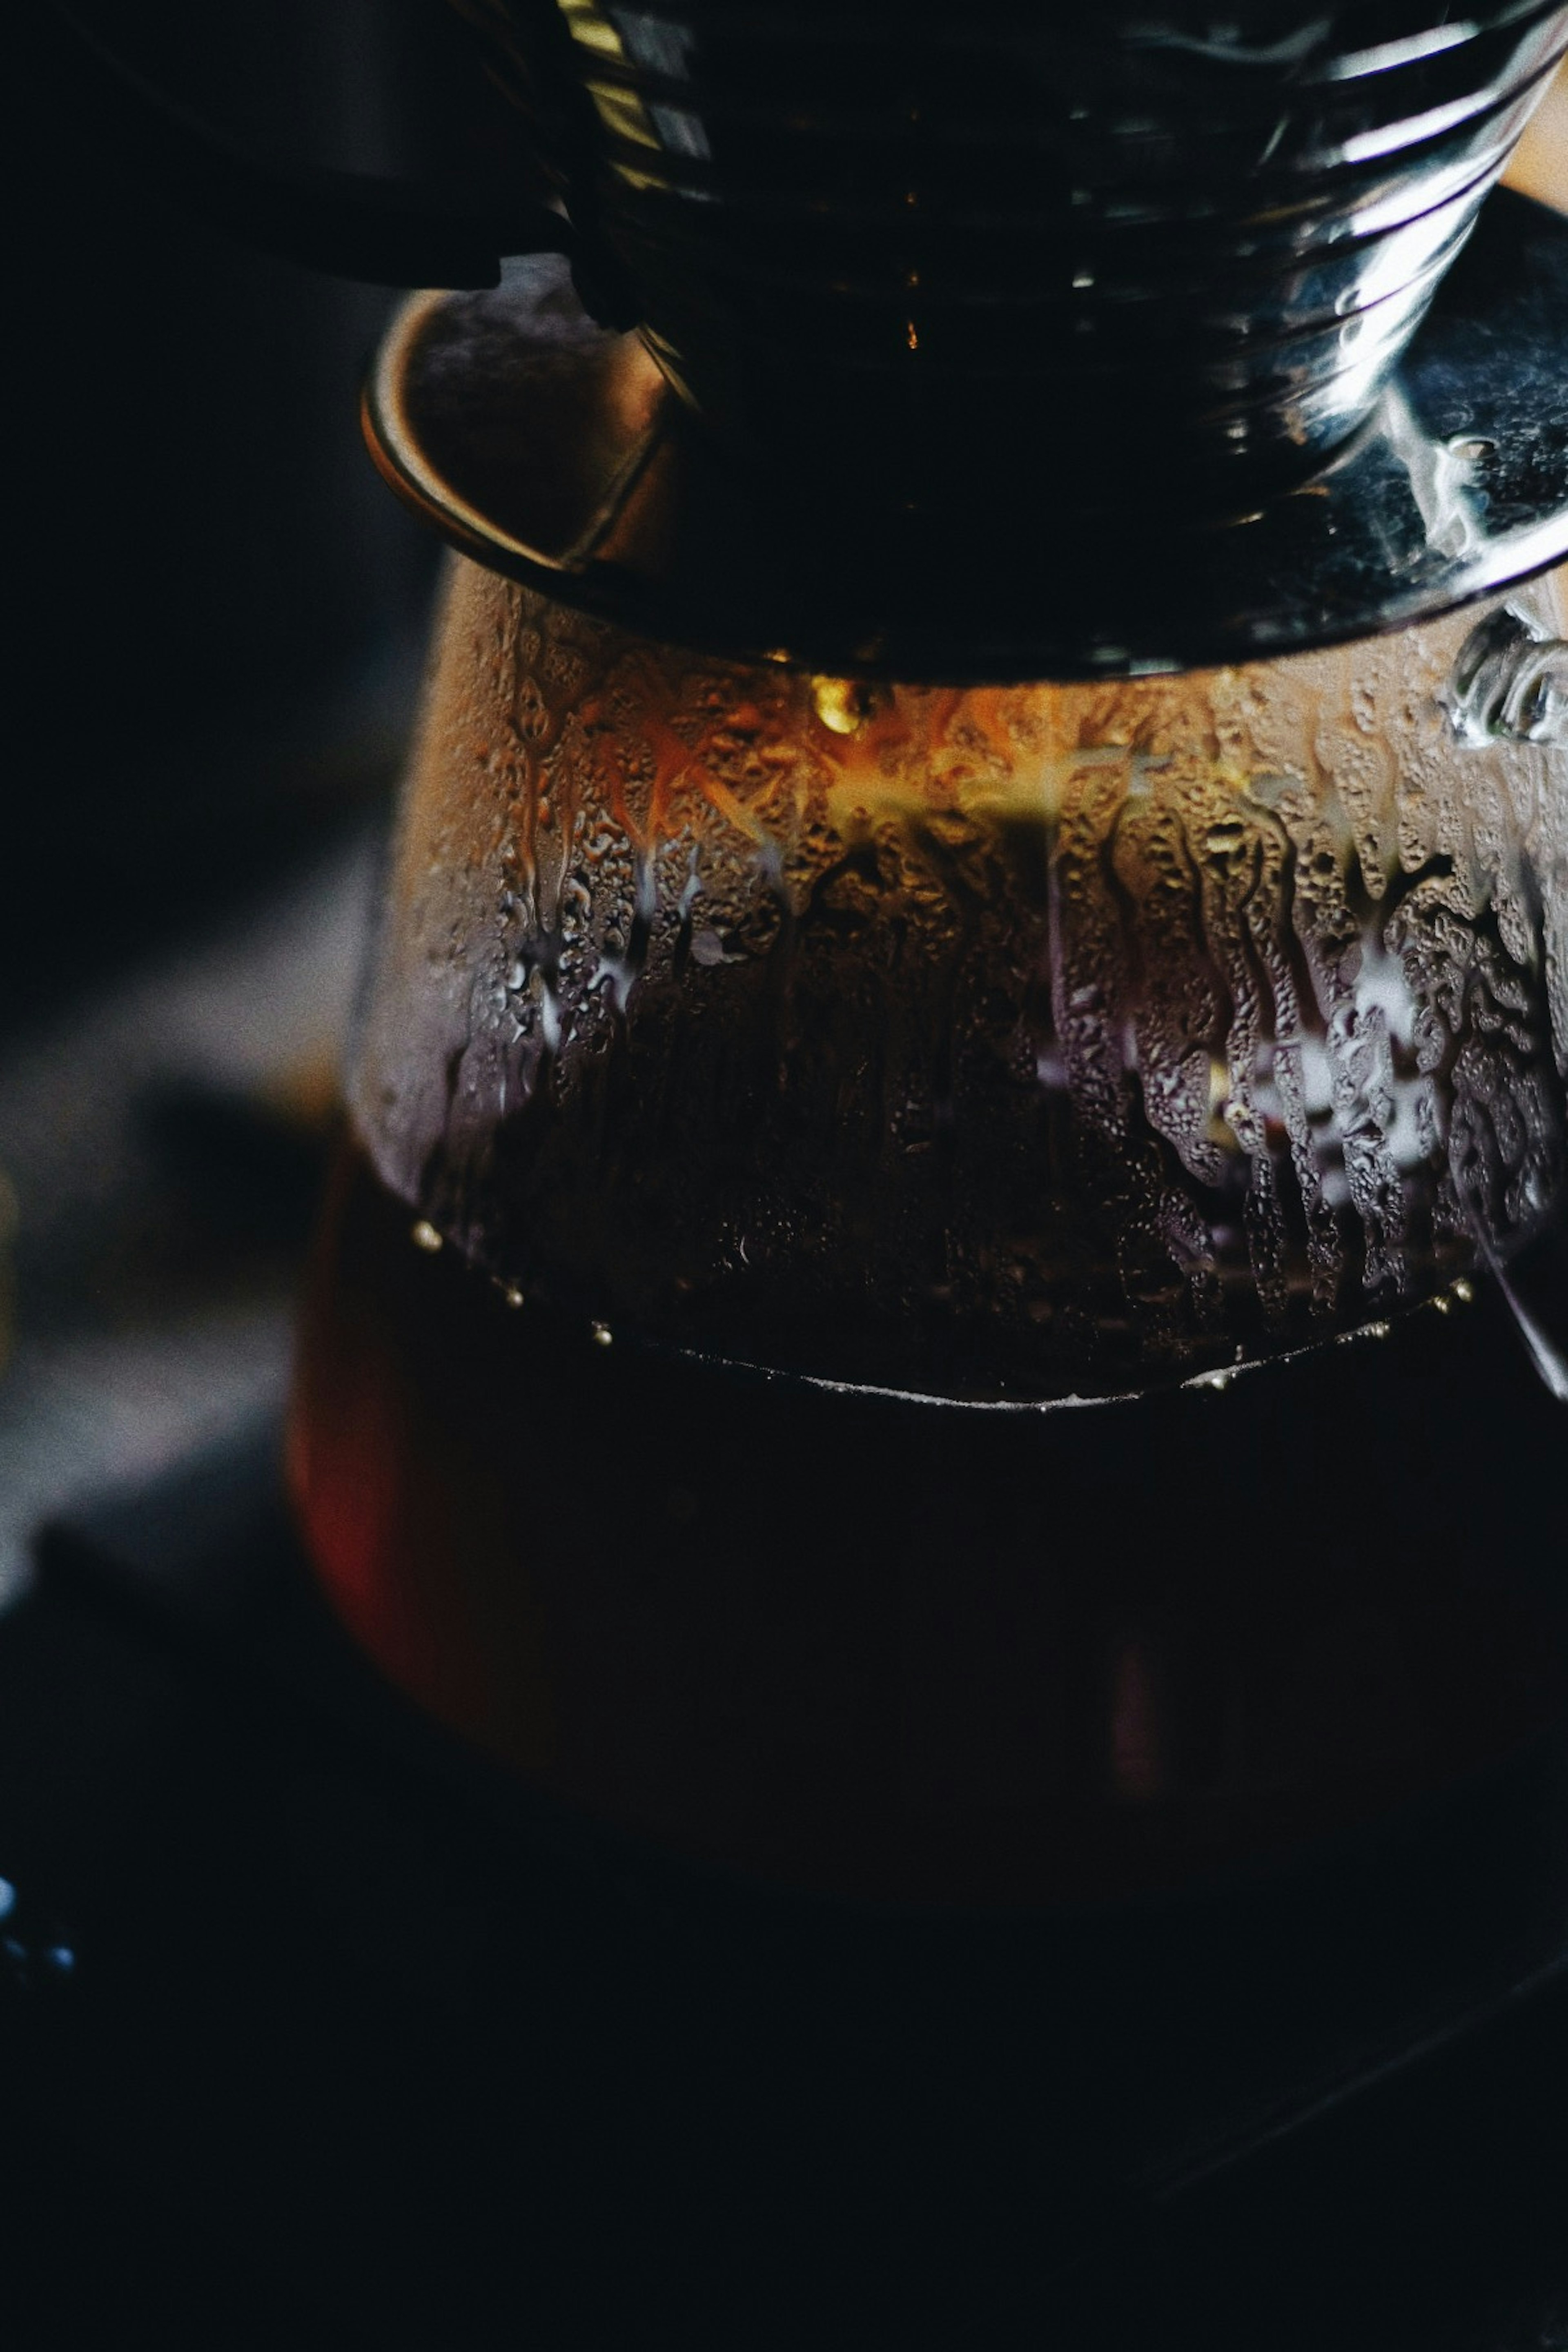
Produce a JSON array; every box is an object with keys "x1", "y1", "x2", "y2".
[{"x1": 0, "y1": 1418, "x2": 1564, "y2": 2345}]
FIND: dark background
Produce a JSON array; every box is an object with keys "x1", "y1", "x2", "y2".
[{"x1": 5, "y1": 0, "x2": 527, "y2": 1026}]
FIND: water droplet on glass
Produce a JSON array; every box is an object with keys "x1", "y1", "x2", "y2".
[
  {"x1": 811, "y1": 675, "x2": 870, "y2": 735},
  {"x1": 1443, "y1": 605, "x2": 1568, "y2": 746}
]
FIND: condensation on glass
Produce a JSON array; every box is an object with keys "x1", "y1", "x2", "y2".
[{"x1": 348, "y1": 557, "x2": 1568, "y2": 1405}]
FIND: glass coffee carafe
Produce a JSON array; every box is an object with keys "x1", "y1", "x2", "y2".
[
  {"x1": 274, "y1": 2, "x2": 1568, "y2": 1906},
  {"x1": 61, "y1": 0, "x2": 1568, "y2": 1903},
  {"x1": 287, "y1": 548, "x2": 1568, "y2": 1901}
]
